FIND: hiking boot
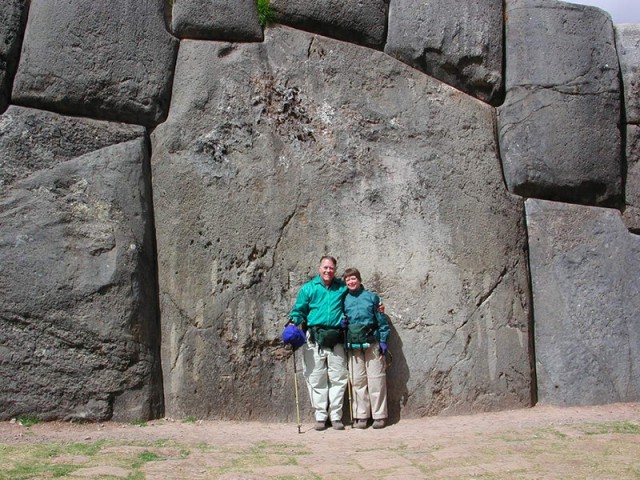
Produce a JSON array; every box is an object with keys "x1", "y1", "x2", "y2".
[
  {"x1": 372, "y1": 419, "x2": 386, "y2": 429},
  {"x1": 331, "y1": 420, "x2": 345, "y2": 430},
  {"x1": 354, "y1": 419, "x2": 368, "y2": 429},
  {"x1": 315, "y1": 421, "x2": 328, "y2": 431}
]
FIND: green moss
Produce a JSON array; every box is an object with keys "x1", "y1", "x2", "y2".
[
  {"x1": 16, "y1": 416, "x2": 40, "y2": 428},
  {"x1": 257, "y1": 0, "x2": 277, "y2": 26}
]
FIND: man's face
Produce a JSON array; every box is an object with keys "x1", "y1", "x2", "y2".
[{"x1": 318, "y1": 258, "x2": 336, "y2": 285}]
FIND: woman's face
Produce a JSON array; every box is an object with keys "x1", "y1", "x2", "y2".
[{"x1": 345, "y1": 275, "x2": 361, "y2": 291}]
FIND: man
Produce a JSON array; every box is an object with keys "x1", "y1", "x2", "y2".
[{"x1": 287, "y1": 255, "x2": 348, "y2": 431}]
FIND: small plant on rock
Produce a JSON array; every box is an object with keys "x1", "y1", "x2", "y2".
[
  {"x1": 257, "y1": 0, "x2": 276, "y2": 26},
  {"x1": 17, "y1": 415, "x2": 40, "y2": 427}
]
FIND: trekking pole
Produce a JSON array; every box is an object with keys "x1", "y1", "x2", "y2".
[
  {"x1": 342, "y1": 317, "x2": 354, "y2": 427},
  {"x1": 349, "y1": 351, "x2": 357, "y2": 426},
  {"x1": 292, "y1": 348, "x2": 302, "y2": 434},
  {"x1": 347, "y1": 347, "x2": 354, "y2": 427}
]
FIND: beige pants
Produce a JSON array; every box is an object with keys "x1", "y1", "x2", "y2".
[
  {"x1": 349, "y1": 344, "x2": 388, "y2": 420},
  {"x1": 301, "y1": 340, "x2": 348, "y2": 422}
]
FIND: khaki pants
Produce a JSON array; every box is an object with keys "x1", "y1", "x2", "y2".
[
  {"x1": 301, "y1": 340, "x2": 348, "y2": 422},
  {"x1": 349, "y1": 344, "x2": 388, "y2": 420}
]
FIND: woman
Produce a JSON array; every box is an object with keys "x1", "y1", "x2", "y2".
[{"x1": 343, "y1": 267, "x2": 390, "y2": 429}]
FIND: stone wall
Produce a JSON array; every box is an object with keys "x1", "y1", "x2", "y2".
[{"x1": 0, "y1": 0, "x2": 638, "y2": 421}]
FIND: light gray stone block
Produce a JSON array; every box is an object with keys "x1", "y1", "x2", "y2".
[
  {"x1": 385, "y1": 0, "x2": 503, "y2": 105},
  {"x1": 526, "y1": 198, "x2": 640, "y2": 406},
  {"x1": 12, "y1": 0, "x2": 178, "y2": 127},
  {"x1": 498, "y1": 0, "x2": 622, "y2": 206},
  {"x1": 151, "y1": 27, "x2": 533, "y2": 421},
  {"x1": 270, "y1": 0, "x2": 386, "y2": 49},
  {"x1": 616, "y1": 24, "x2": 640, "y2": 125},
  {"x1": 624, "y1": 124, "x2": 640, "y2": 232},
  {"x1": 172, "y1": 0, "x2": 263, "y2": 42},
  {"x1": 0, "y1": 134, "x2": 163, "y2": 421},
  {"x1": 0, "y1": 105, "x2": 144, "y2": 194}
]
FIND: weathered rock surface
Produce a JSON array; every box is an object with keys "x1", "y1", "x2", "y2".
[
  {"x1": 616, "y1": 25, "x2": 640, "y2": 124},
  {"x1": 526, "y1": 199, "x2": 640, "y2": 406},
  {"x1": 171, "y1": 0, "x2": 263, "y2": 42},
  {"x1": 385, "y1": 0, "x2": 503, "y2": 105},
  {"x1": 151, "y1": 26, "x2": 532, "y2": 421},
  {"x1": 0, "y1": 0, "x2": 29, "y2": 114},
  {"x1": 498, "y1": 0, "x2": 622, "y2": 207},
  {"x1": 270, "y1": 0, "x2": 387, "y2": 49},
  {"x1": 625, "y1": 125, "x2": 640, "y2": 232},
  {"x1": 12, "y1": 0, "x2": 178, "y2": 127},
  {"x1": 0, "y1": 106, "x2": 144, "y2": 193},
  {"x1": 0, "y1": 109, "x2": 162, "y2": 421},
  {"x1": 616, "y1": 25, "x2": 640, "y2": 232}
]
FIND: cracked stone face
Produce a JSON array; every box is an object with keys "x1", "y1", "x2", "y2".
[
  {"x1": 498, "y1": 0, "x2": 622, "y2": 207},
  {"x1": 151, "y1": 27, "x2": 532, "y2": 421},
  {"x1": 526, "y1": 199, "x2": 640, "y2": 405},
  {"x1": 0, "y1": 134, "x2": 163, "y2": 422}
]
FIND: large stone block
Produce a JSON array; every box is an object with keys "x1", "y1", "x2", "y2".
[
  {"x1": 0, "y1": 109, "x2": 162, "y2": 421},
  {"x1": 385, "y1": 0, "x2": 503, "y2": 105},
  {"x1": 151, "y1": 26, "x2": 532, "y2": 421},
  {"x1": 270, "y1": 0, "x2": 386, "y2": 49},
  {"x1": 498, "y1": 0, "x2": 622, "y2": 207},
  {"x1": 0, "y1": 0, "x2": 29, "y2": 114},
  {"x1": 172, "y1": 0, "x2": 263, "y2": 42},
  {"x1": 616, "y1": 25, "x2": 640, "y2": 232},
  {"x1": 616, "y1": 25, "x2": 640, "y2": 125},
  {"x1": 526, "y1": 199, "x2": 640, "y2": 406},
  {"x1": 624, "y1": 124, "x2": 640, "y2": 232},
  {"x1": 12, "y1": 0, "x2": 178, "y2": 127},
  {"x1": 0, "y1": 106, "x2": 144, "y2": 193}
]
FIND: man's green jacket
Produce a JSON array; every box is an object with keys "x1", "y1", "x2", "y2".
[{"x1": 289, "y1": 275, "x2": 347, "y2": 328}]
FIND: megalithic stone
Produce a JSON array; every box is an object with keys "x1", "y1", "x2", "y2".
[
  {"x1": 12, "y1": 0, "x2": 178, "y2": 127},
  {"x1": 385, "y1": 0, "x2": 504, "y2": 105},
  {"x1": 0, "y1": 0, "x2": 29, "y2": 114},
  {"x1": 151, "y1": 26, "x2": 532, "y2": 421},
  {"x1": 498, "y1": 0, "x2": 622, "y2": 207},
  {"x1": 171, "y1": 0, "x2": 263, "y2": 42},
  {"x1": 526, "y1": 198, "x2": 640, "y2": 406},
  {"x1": 0, "y1": 107, "x2": 162, "y2": 422},
  {"x1": 270, "y1": 0, "x2": 387, "y2": 49},
  {"x1": 616, "y1": 25, "x2": 640, "y2": 232}
]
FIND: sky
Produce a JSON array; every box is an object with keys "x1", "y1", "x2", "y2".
[{"x1": 565, "y1": 0, "x2": 640, "y2": 23}]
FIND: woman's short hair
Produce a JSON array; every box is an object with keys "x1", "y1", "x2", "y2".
[{"x1": 343, "y1": 267, "x2": 361, "y2": 281}]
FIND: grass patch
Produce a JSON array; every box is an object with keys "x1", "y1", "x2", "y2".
[
  {"x1": 183, "y1": 416, "x2": 197, "y2": 424},
  {"x1": 210, "y1": 441, "x2": 310, "y2": 476},
  {"x1": 0, "y1": 442, "x2": 106, "y2": 479},
  {"x1": 0, "y1": 439, "x2": 192, "y2": 480},
  {"x1": 257, "y1": 0, "x2": 277, "y2": 26},
  {"x1": 2, "y1": 462, "x2": 78, "y2": 479},
  {"x1": 128, "y1": 419, "x2": 148, "y2": 427},
  {"x1": 16, "y1": 416, "x2": 40, "y2": 428},
  {"x1": 582, "y1": 421, "x2": 640, "y2": 435},
  {"x1": 139, "y1": 451, "x2": 161, "y2": 462},
  {"x1": 495, "y1": 426, "x2": 569, "y2": 443},
  {"x1": 131, "y1": 450, "x2": 163, "y2": 469}
]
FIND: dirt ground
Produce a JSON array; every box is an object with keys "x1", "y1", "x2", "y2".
[{"x1": 2, "y1": 402, "x2": 640, "y2": 479}]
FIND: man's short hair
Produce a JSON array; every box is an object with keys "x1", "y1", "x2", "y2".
[
  {"x1": 343, "y1": 267, "x2": 361, "y2": 281},
  {"x1": 320, "y1": 255, "x2": 337, "y2": 267}
]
